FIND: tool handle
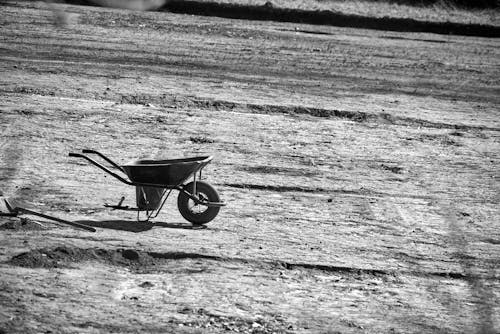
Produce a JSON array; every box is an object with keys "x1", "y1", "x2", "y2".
[{"x1": 17, "y1": 208, "x2": 96, "y2": 232}]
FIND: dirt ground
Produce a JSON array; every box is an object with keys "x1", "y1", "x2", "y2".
[{"x1": 0, "y1": 1, "x2": 499, "y2": 333}]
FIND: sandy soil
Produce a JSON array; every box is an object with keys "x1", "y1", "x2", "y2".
[{"x1": 0, "y1": 1, "x2": 499, "y2": 333}]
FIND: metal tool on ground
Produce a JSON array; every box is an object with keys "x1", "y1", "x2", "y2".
[
  {"x1": 0, "y1": 196, "x2": 96, "y2": 232},
  {"x1": 69, "y1": 149, "x2": 225, "y2": 225}
]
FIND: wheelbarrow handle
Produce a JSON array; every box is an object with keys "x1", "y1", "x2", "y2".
[
  {"x1": 81, "y1": 149, "x2": 125, "y2": 172},
  {"x1": 69, "y1": 153, "x2": 133, "y2": 186}
]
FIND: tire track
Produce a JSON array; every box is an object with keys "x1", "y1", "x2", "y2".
[
  {"x1": 0, "y1": 117, "x2": 24, "y2": 197},
  {"x1": 391, "y1": 200, "x2": 498, "y2": 334},
  {"x1": 442, "y1": 207, "x2": 497, "y2": 334}
]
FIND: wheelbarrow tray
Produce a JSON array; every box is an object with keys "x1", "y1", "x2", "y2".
[{"x1": 121, "y1": 156, "x2": 212, "y2": 187}]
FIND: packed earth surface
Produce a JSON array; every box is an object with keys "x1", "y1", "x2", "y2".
[{"x1": 0, "y1": 1, "x2": 499, "y2": 333}]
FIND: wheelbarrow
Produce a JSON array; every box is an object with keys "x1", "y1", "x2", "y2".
[{"x1": 69, "y1": 149, "x2": 225, "y2": 225}]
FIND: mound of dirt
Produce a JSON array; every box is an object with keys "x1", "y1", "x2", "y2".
[
  {"x1": 8, "y1": 246, "x2": 164, "y2": 269},
  {"x1": 0, "y1": 217, "x2": 47, "y2": 231},
  {"x1": 175, "y1": 308, "x2": 293, "y2": 334},
  {"x1": 60, "y1": 0, "x2": 500, "y2": 36},
  {"x1": 161, "y1": 0, "x2": 500, "y2": 37}
]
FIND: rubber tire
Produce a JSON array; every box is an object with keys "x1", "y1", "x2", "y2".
[{"x1": 177, "y1": 181, "x2": 221, "y2": 225}]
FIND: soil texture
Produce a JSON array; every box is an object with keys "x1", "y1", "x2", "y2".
[{"x1": 0, "y1": 1, "x2": 499, "y2": 333}]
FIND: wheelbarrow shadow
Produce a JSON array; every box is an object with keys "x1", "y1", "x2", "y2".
[{"x1": 75, "y1": 220, "x2": 207, "y2": 233}]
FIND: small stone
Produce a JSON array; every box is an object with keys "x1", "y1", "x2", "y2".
[
  {"x1": 263, "y1": 1, "x2": 273, "y2": 8},
  {"x1": 122, "y1": 249, "x2": 140, "y2": 260},
  {"x1": 139, "y1": 281, "x2": 154, "y2": 288}
]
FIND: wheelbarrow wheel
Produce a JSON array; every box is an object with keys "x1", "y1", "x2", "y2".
[{"x1": 177, "y1": 181, "x2": 220, "y2": 225}]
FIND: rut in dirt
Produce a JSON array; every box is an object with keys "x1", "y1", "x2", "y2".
[
  {"x1": 223, "y1": 182, "x2": 439, "y2": 201},
  {"x1": 114, "y1": 95, "x2": 500, "y2": 132},
  {"x1": 7, "y1": 245, "x2": 487, "y2": 280}
]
